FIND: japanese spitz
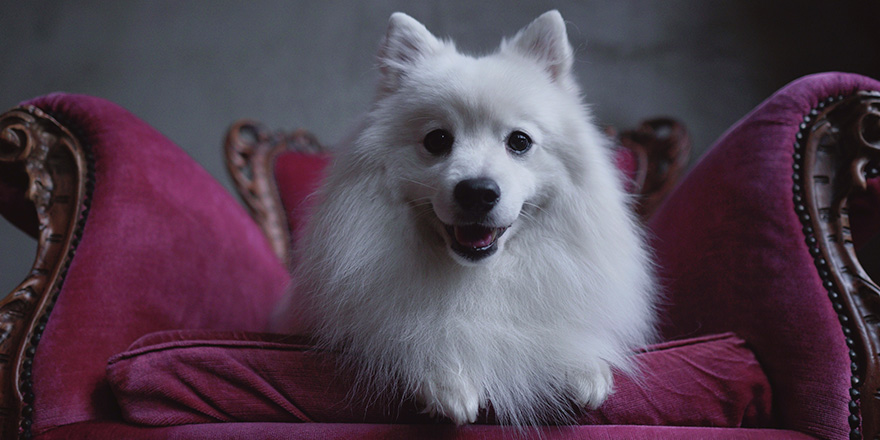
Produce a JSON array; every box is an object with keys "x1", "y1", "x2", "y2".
[{"x1": 272, "y1": 10, "x2": 656, "y2": 426}]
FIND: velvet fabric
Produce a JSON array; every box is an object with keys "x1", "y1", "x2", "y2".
[
  {"x1": 106, "y1": 331, "x2": 771, "y2": 427},
  {"x1": 12, "y1": 73, "x2": 879, "y2": 439},
  {"x1": 612, "y1": 145, "x2": 639, "y2": 193},
  {"x1": 20, "y1": 94, "x2": 291, "y2": 435},
  {"x1": 273, "y1": 151, "x2": 330, "y2": 244},
  {"x1": 38, "y1": 421, "x2": 816, "y2": 440},
  {"x1": 649, "y1": 72, "x2": 880, "y2": 440}
]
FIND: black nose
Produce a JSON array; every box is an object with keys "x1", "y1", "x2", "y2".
[{"x1": 454, "y1": 178, "x2": 500, "y2": 214}]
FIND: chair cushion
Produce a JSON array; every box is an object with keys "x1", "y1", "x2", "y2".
[{"x1": 107, "y1": 331, "x2": 772, "y2": 427}]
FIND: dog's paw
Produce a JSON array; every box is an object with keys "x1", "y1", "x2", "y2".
[
  {"x1": 417, "y1": 376, "x2": 481, "y2": 425},
  {"x1": 570, "y1": 361, "x2": 614, "y2": 409}
]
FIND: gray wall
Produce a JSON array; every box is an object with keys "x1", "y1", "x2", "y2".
[{"x1": 2, "y1": 1, "x2": 878, "y2": 295}]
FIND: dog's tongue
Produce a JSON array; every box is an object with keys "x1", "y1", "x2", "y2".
[{"x1": 454, "y1": 225, "x2": 497, "y2": 249}]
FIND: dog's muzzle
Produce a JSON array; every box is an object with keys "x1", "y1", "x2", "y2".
[
  {"x1": 442, "y1": 178, "x2": 508, "y2": 261},
  {"x1": 454, "y1": 178, "x2": 500, "y2": 215}
]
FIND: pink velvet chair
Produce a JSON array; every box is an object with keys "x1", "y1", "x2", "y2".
[{"x1": 1, "y1": 72, "x2": 879, "y2": 439}]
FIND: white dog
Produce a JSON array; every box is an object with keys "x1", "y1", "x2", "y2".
[{"x1": 272, "y1": 10, "x2": 656, "y2": 426}]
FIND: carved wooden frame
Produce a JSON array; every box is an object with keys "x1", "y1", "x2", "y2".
[
  {"x1": 618, "y1": 118, "x2": 692, "y2": 219},
  {"x1": 0, "y1": 106, "x2": 93, "y2": 440},
  {"x1": 793, "y1": 90, "x2": 880, "y2": 439},
  {"x1": 224, "y1": 121, "x2": 324, "y2": 266}
]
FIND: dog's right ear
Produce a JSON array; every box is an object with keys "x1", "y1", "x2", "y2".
[
  {"x1": 502, "y1": 10, "x2": 574, "y2": 85},
  {"x1": 377, "y1": 12, "x2": 446, "y2": 93}
]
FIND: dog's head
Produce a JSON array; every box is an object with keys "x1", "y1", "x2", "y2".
[{"x1": 357, "y1": 11, "x2": 600, "y2": 266}]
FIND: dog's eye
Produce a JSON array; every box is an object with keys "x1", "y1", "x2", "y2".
[
  {"x1": 506, "y1": 131, "x2": 532, "y2": 154},
  {"x1": 423, "y1": 129, "x2": 454, "y2": 155}
]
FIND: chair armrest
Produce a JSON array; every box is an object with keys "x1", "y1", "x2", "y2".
[
  {"x1": 802, "y1": 91, "x2": 880, "y2": 438},
  {"x1": 649, "y1": 73, "x2": 880, "y2": 440},
  {"x1": 0, "y1": 94, "x2": 291, "y2": 438},
  {"x1": 0, "y1": 106, "x2": 91, "y2": 440}
]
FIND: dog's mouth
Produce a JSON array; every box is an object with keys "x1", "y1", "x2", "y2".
[{"x1": 443, "y1": 223, "x2": 508, "y2": 261}]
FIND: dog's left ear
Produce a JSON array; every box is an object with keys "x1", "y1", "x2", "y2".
[
  {"x1": 377, "y1": 13, "x2": 446, "y2": 94},
  {"x1": 503, "y1": 10, "x2": 573, "y2": 83}
]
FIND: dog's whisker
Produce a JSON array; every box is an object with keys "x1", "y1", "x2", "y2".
[
  {"x1": 523, "y1": 201, "x2": 547, "y2": 214},
  {"x1": 399, "y1": 177, "x2": 437, "y2": 191},
  {"x1": 411, "y1": 207, "x2": 435, "y2": 219},
  {"x1": 518, "y1": 210, "x2": 537, "y2": 223},
  {"x1": 408, "y1": 198, "x2": 434, "y2": 210},
  {"x1": 412, "y1": 211, "x2": 436, "y2": 223}
]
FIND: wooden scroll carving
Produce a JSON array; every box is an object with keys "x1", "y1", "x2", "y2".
[
  {"x1": 618, "y1": 118, "x2": 691, "y2": 219},
  {"x1": 224, "y1": 121, "x2": 324, "y2": 266},
  {"x1": 795, "y1": 91, "x2": 880, "y2": 439},
  {"x1": 0, "y1": 106, "x2": 91, "y2": 440}
]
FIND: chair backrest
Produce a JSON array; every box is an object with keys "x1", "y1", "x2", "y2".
[{"x1": 223, "y1": 118, "x2": 691, "y2": 266}]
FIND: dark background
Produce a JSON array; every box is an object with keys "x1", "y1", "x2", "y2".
[{"x1": 2, "y1": 1, "x2": 878, "y2": 295}]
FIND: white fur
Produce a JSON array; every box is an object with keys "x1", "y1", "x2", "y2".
[{"x1": 271, "y1": 10, "x2": 656, "y2": 426}]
